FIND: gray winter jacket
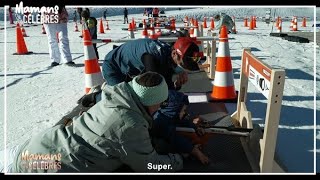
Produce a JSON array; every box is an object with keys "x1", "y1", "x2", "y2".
[
  {"x1": 215, "y1": 13, "x2": 234, "y2": 32},
  {"x1": 12, "y1": 82, "x2": 183, "y2": 173}
]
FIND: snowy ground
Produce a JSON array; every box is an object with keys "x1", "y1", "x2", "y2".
[{"x1": 0, "y1": 7, "x2": 319, "y2": 173}]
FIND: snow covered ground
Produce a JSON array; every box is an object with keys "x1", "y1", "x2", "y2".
[{"x1": 0, "y1": 7, "x2": 319, "y2": 173}]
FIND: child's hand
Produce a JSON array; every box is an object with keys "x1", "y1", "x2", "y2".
[
  {"x1": 193, "y1": 117, "x2": 203, "y2": 125},
  {"x1": 191, "y1": 144, "x2": 209, "y2": 165},
  {"x1": 195, "y1": 127, "x2": 205, "y2": 136},
  {"x1": 193, "y1": 117, "x2": 210, "y2": 128}
]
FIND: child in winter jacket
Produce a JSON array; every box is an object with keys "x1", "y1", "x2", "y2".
[{"x1": 151, "y1": 90, "x2": 209, "y2": 165}]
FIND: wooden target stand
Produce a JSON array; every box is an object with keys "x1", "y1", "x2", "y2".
[{"x1": 230, "y1": 48, "x2": 286, "y2": 173}]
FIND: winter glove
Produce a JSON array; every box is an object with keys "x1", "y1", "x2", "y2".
[{"x1": 81, "y1": 91, "x2": 101, "y2": 107}]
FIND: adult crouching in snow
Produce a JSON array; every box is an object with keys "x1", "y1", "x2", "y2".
[
  {"x1": 102, "y1": 37, "x2": 201, "y2": 90},
  {"x1": 78, "y1": 37, "x2": 201, "y2": 113},
  {"x1": 214, "y1": 13, "x2": 235, "y2": 34},
  {"x1": 0, "y1": 72, "x2": 184, "y2": 173}
]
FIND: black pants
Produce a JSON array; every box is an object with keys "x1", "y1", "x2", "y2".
[
  {"x1": 93, "y1": 43, "x2": 99, "y2": 59},
  {"x1": 124, "y1": 16, "x2": 128, "y2": 24}
]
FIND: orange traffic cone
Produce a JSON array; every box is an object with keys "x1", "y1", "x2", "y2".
[
  {"x1": 289, "y1": 17, "x2": 294, "y2": 29},
  {"x1": 82, "y1": 23, "x2": 104, "y2": 94},
  {"x1": 149, "y1": 21, "x2": 157, "y2": 39},
  {"x1": 99, "y1": 18, "x2": 105, "y2": 34},
  {"x1": 41, "y1": 24, "x2": 46, "y2": 34},
  {"x1": 301, "y1": 17, "x2": 307, "y2": 27},
  {"x1": 170, "y1": 19, "x2": 176, "y2": 31},
  {"x1": 244, "y1": 17, "x2": 248, "y2": 27},
  {"x1": 277, "y1": 19, "x2": 282, "y2": 33},
  {"x1": 155, "y1": 22, "x2": 162, "y2": 36},
  {"x1": 210, "y1": 18, "x2": 215, "y2": 30},
  {"x1": 142, "y1": 27, "x2": 148, "y2": 38},
  {"x1": 74, "y1": 22, "x2": 79, "y2": 32},
  {"x1": 184, "y1": 16, "x2": 189, "y2": 27},
  {"x1": 209, "y1": 25, "x2": 237, "y2": 102},
  {"x1": 292, "y1": 17, "x2": 298, "y2": 31},
  {"x1": 203, "y1": 17, "x2": 207, "y2": 28},
  {"x1": 13, "y1": 23, "x2": 33, "y2": 55},
  {"x1": 193, "y1": 19, "x2": 199, "y2": 37},
  {"x1": 128, "y1": 23, "x2": 135, "y2": 39},
  {"x1": 131, "y1": 17, "x2": 136, "y2": 31},
  {"x1": 249, "y1": 16, "x2": 255, "y2": 30},
  {"x1": 21, "y1": 24, "x2": 28, "y2": 37}
]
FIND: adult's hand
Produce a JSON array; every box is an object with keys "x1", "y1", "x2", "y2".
[{"x1": 174, "y1": 71, "x2": 188, "y2": 88}]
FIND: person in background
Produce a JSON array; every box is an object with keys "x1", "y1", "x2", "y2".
[
  {"x1": 147, "y1": 8, "x2": 153, "y2": 17},
  {"x1": 0, "y1": 72, "x2": 184, "y2": 173},
  {"x1": 214, "y1": 12, "x2": 235, "y2": 34},
  {"x1": 152, "y1": 7, "x2": 160, "y2": 18},
  {"x1": 143, "y1": 8, "x2": 147, "y2": 16},
  {"x1": 81, "y1": 9, "x2": 99, "y2": 59},
  {"x1": 77, "y1": 8, "x2": 83, "y2": 24},
  {"x1": 103, "y1": 9, "x2": 107, "y2": 20},
  {"x1": 43, "y1": 5, "x2": 75, "y2": 67},
  {"x1": 123, "y1": 8, "x2": 128, "y2": 24},
  {"x1": 73, "y1": 10, "x2": 77, "y2": 22},
  {"x1": 9, "y1": 7, "x2": 14, "y2": 24}
]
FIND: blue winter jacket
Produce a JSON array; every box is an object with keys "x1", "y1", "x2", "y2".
[
  {"x1": 102, "y1": 38, "x2": 176, "y2": 89},
  {"x1": 152, "y1": 90, "x2": 196, "y2": 154}
]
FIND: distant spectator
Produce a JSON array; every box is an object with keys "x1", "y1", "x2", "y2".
[
  {"x1": 143, "y1": 8, "x2": 147, "y2": 16},
  {"x1": 73, "y1": 10, "x2": 77, "y2": 22},
  {"x1": 147, "y1": 8, "x2": 153, "y2": 17},
  {"x1": 77, "y1": 8, "x2": 83, "y2": 24},
  {"x1": 43, "y1": 5, "x2": 75, "y2": 67},
  {"x1": 81, "y1": 9, "x2": 99, "y2": 59},
  {"x1": 103, "y1": 9, "x2": 107, "y2": 20},
  {"x1": 9, "y1": 7, "x2": 14, "y2": 24},
  {"x1": 124, "y1": 8, "x2": 128, "y2": 24},
  {"x1": 152, "y1": 8, "x2": 160, "y2": 18}
]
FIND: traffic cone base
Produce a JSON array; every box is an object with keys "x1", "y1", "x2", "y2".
[
  {"x1": 13, "y1": 51, "x2": 33, "y2": 55},
  {"x1": 207, "y1": 91, "x2": 238, "y2": 103}
]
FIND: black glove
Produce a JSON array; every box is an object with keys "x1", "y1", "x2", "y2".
[{"x1": 79, "y1": 91, "x2": 101, "y2": 107}]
